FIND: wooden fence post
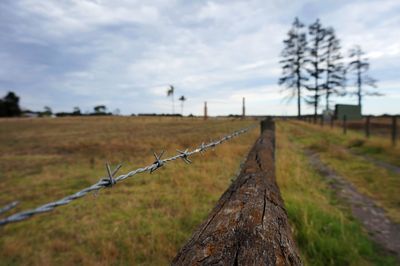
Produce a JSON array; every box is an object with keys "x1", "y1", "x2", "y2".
[
  {"x1": 365, "y1": 116, "x2": 370, "y2": 138},
  {"x1": 343, "y1": 115, "x2": 347, "y2": 135},
  {"x1": 242, "y1": 97, "x2": 246, "y2": 119},
  {"x1": 261, "y1": 116, "x2": 274, "y2": 134},
  {"x1": 204, "y1": 101, "x2": 208, "y2": 120},
  {"x1": 392, "y1": 116, "x2": 397, "y2": 146},
  {"x1": 320, "y1": 115, "x2": 324, "y2": 127},
  {"x1": 330, "y1": 116, "x2": 334, "y2": 129},
  {"x1": 172, "y1": 119, "x2": 301, "y2": 266}
]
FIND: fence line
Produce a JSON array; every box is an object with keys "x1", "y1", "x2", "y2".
[
  {"x1": 302, "y1": 114, "x2": 398, "y2": 146},
  {"x1": 0, "y1": 125, "x2": 256, "y2": 227}
]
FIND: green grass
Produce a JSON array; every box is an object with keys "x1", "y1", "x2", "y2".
[
  {"x1": 300, "y1": 120, "x2": 400, "y2": 167},
  {"x1": 276, "y1": 121, "x2": 397, "y2": 265},
  {"x1": 283, "y1": 120, "x2": 400, "y2": 223}
]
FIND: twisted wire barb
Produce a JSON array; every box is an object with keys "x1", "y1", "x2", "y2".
[{"x1": 0, "y1": 125, "x2": 256, "y2": 227}]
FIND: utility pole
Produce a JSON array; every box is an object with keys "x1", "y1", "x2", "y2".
[
  {"x1": 242, "y1": 97, "x2": 246, "y2": 118},
  {"x1": 204, "y1": 101, "x2": 208, "y2": 120}
]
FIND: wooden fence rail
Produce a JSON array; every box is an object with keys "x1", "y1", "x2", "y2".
[{"x1": 172, "y1": 119, "x2": 301, "y2": 266}]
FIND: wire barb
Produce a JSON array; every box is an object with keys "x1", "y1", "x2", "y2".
[
  {"x1": 177, "y1": 149, "x2": 192, "y2": 164},
  {"x1": 209, "y1": 141, "x2": 216, "y2": 149},
  {"x1": 149, "y1": 150, "x2": 165, "y2": 173},
  {"x1": 101, "y1": 163, "x2": 122, "y2": 187},
  {"x1": 199, "y1": 142, "x2": 207, "y2": 154}
]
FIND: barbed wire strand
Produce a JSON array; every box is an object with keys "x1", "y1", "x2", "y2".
[
  {"x1": 0, "y1": 125, "x2": 256, "y2": 227},
  {"x1": 0, "y1": 201, "x2": 19, "y2": 215}
]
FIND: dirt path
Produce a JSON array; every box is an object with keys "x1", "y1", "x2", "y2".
[{"x1": 306, "y1": 150, "x2": 400, "y2": 260}]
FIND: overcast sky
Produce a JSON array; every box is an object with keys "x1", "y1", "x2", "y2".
[{"x1": 0, "y1": 0, "x2": 399, "y2": 115}]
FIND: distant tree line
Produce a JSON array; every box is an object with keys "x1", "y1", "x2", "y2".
[
  {"x1": 0, "y1": 91, "x2": 194, "y2": 118},
  {"x1": 0, "y1": 91, "x2": 117, "y2": 118},
  {"x1": 136, "y1": 113, "x2": 183, "y2": 117},
  {"x1": 43, "y1": 104, "x2": 114, "y2": 117},
  {"x1": 279, "y1": 17, "x2": 380, "y2": 120}
]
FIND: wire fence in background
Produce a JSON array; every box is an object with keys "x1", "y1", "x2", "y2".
[
  {"x1": 0, "y1": 125, "x2": 256, "y2": 227},
  {"x1": 301, "y1": 115, "x2": 398, "y2": 146}
]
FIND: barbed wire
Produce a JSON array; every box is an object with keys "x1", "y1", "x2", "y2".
[{"x1": 0, "y1": 125, "x2": 256, "y2": 227}]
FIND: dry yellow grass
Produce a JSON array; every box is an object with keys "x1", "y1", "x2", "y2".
[
  {"x1": 0, "y1": 116, "x2": 258, "y2": 265},
  {"x1": 1, "y1": 117, "x2": 396, "y2": 265}
]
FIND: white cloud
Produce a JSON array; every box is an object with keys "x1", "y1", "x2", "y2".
[
  {"x1": 0, "y1": 0, "x2": 399, "y2": 115},
  {"x1": 15, "y1": 0, "x2": 161, "y2": 35}
]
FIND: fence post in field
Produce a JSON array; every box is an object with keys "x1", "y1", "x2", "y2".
[
  {"x1": 242, "y1": 97, "x2": 246, "y2": 119},
  {"x1": 343, "y1": 115, "x2": 347, "y2": 135},
  {"x1": 392, "y1": 116, "x2": 397, "y2": 146},
  {"x1": 172, "y1": 118, "x2": 301, "y2": 266},
  {"x1": 260, "y1": 116, "x2": 274, "y2": 134},
  {"x1": 330, "y1": 116, "x2": 334, "y2": 129},
  {"x1": 365, "y1": 116, "x2": 371, "y2": 138},
  {"x1": 204, "y1": 101, "x2": 208, "y2": 120},
  {"x1": 320, "y1": 115, "x2": 324, "y2": 127}
]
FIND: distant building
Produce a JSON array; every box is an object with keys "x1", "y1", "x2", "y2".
[
  {"x1": 21, "y1": 110, "x2": 39, "y2": 118},
  {"x1": 334, "y1": 104, "x2": 362, "y2": 120}
]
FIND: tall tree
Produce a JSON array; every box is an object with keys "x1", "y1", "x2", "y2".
[
  {"x1": 306, "y1": 19, "x2": 326, "y2": 122},
  {"x1": 279, "y1": 17, "x2": 308, "y2": 118},
  {"x1": 73, "y1": 107, "x2": 81, "y2": 116},
  {"x1": 178, "y1": 95, "x2": 186, "y2": 115},
  {"x1": 347, "y1": 45, "x2": 380, "y2": 110},
  {"x1": 0, "y1": 91, "x2": 21, "y2": 117},
  {"x1": 167, "y1": 85, "x2": 175, "y2": 114},
  {"x1": 94, "y1": 105, "x2": 106, "y2": 114},
  {"x1": 43, "y1": 106, "x2": 52, "y2": 117},
  {"x1": 321, "y1": 28, "x2": 344, "y2": 111}
]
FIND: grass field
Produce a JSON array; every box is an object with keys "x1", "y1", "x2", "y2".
[
  {"x1": 276, "y1": 121, "x2": 398, "y2": 265},
  {"x1": 287, "y1": 120, "x2": 400, "y2": 223},
  {"x1": 0, "y1": 117, "x2": 397, "y2": 265},
  {"x1": 0, "y1": 117, "x2": 258, "y2": 265}
]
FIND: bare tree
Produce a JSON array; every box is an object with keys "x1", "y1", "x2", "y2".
[
  {"x1": 306, "y1": 19, "x2": 326, "y2": 122},
  {"x1": 167, "y1": 85, "x2": 175, "y2": 114},
  {"x1": 279, "y1": 17, "x2": 308, "y2": 118},
  {"x1": 178, "y1": 95, "x2": 186, "y2": 115},
  {"x1": 347, "y1": 45, "x2": 380, "y2": 110}
]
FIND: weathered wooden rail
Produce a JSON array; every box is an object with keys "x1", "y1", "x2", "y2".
[{"x1": 172, "y1": 118, "x2": 301, "y2": 265}]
